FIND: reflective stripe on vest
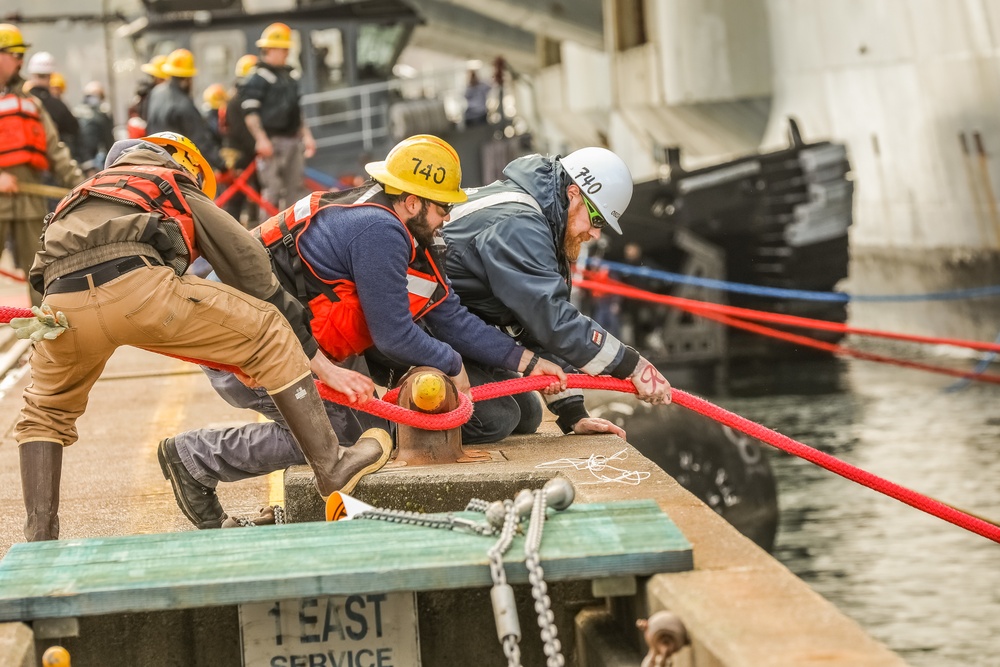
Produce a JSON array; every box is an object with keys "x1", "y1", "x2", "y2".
[
  {"x1": 256, "y1": 186, "x2": 450, "y2": 361},
  {"x1": 49, "y1": 164, "x2": 200, "y2": 265},
  {"x1": 446, "y1": 191, "x2": 543, "y2": 224},
  {"x1": 0, "y1": 94, "x2": 49, "y2": 171}
]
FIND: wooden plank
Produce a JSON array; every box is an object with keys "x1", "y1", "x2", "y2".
[{"x1": 0, "y1": 500, "x2": 691, "y2": 622}]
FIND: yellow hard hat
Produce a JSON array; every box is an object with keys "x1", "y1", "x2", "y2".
[
  {"x1": 365, "y1": 135, "x2": 467, "y2": 204},
  {"x1": 161, "y1": 48, "x2": 197, "y2": 78},
  {"x1": 141, "y1": 54, "x2": 168, "y2": 79},
  {"x1": 0, "y1": 24, "x2": 29, "y2": 54},
  {"x1": 49, "y1": 71, "x2": 66, "y2": 92},
  {"x1": 202, "y1": 83, "x2": 228, "y2": 110},
  {"x1": 256, "y1": 22, "x2": 293, "y2": 50},
  {"x1": 234, "y1": 54, "x2": 258, "y2": 79},
  {"x1": 144, "y1": 131, "x2": 217, "y2": 199}
]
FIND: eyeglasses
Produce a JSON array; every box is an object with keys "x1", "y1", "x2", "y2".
[
  {"x1": 425, "y1": 198, "x2": 454, "y2": 216},
  {"x1": 1, "y1": 50, "x2": 24, "y2": 61},
  {"x1": 582, "y1": 195, "x2": 607, "y2": 230}
]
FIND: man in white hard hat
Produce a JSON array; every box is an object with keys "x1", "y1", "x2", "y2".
[
  {"x1": 24, "y1": 51, "x2": 79, "y2": 161},
  {"x1": 441, "y1": 147, "x2": 672, "y2": 443}
]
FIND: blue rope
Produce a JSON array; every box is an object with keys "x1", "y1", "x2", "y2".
[
  {"x1": 598, "y1": 260, "x2": 1000, "y2": 303},
  {"x1": 943, "y1": 328, "x2": 1000, "y2": 392}
]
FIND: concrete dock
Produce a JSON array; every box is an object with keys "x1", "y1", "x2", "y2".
[{"x1": 0, "y1": 323, "x2": 909, "y2": 665}]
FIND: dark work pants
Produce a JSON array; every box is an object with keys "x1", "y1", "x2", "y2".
[{"x1": 462, "y1": 360, "x2": 543, "y2": 445}]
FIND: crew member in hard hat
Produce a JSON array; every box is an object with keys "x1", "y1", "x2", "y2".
[
  {"x1": 164, "y1": 134, "x2": 566, "y2": 527},
  {"x1": 201, "y1": 83, "x2": 228, "y2": 144},
  {"x1": 13, "y1": 132, "x2": 392, "y2": 541},
  {"x1": 74, "y1": 81, "x2": 115, "y2": 175},
  {"x1": 241, "y1": 23, "x2": 316, "y2": 218},
  {"x1": 0, "y1": 24, "x2": 84, "y2": 307},
  {"x1": 146, "y1": 48, "x2": 223, "y2": 171},
  {"x1": 24, "y1": 51, "x2": 80, "y2": 161},
  {"x1": 219, "y1": 54, "x2": 259, "y2": 225},
  {"x1": 48, "y1": 72, "x2": 66, "y2": 99},
  {"x1": 127, "y1": 54, "x2": 167, "y2": 138},
  {"x1": 441, "y1": 147, "x2": 672, "y2": 443}
]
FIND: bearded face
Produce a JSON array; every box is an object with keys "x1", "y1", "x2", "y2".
[{"x1": 405, "y1": 200, "x2": 438, "y2": 248}]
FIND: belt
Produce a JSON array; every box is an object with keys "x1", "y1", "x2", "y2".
[{"x1": 46, "y1": 256, "x2": 161, "y2": 295}]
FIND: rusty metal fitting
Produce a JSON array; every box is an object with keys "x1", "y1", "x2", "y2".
[{"x1": 393, "y1": 366, "x2": 490, "y2": 466}]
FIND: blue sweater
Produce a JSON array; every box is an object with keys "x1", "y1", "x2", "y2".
[{"x1": 297, "y1": 203, "x2": 522, "y2": 376}]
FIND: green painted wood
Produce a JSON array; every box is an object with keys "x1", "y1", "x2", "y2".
[{"x1": 0, "y1": 500, "x2": 691, "y2": 622}]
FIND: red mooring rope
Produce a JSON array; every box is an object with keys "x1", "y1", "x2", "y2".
[{"x1": 2, "y1": 305, "x2": 998, "y2": 542}]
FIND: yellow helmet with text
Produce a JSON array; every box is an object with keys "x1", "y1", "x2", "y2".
[
  {"x1": 161, "y1": 48, "x2": 197, "y2": 78},
  {"x1": 234, "y1": 54, "x2": 258, "y2": 79},
  {"x1": 141, "y1": 54, "x2": 168, "y2": 79},
  {"x1": 365, "y1": 135, "x2": 467, "y2": 204},
  {"x1": 256, "y1": 23, "x2": 293, "y2": 50},
  {"x1": 0, "y1": 24, "x2": 29, "y2": 54},
  {"x1": 144, "y1": 132, "x2": 217, "y2": 199}
]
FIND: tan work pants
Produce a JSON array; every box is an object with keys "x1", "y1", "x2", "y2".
[{"x1": 15, "y1": 263, "x2": 310, "y2": 447}]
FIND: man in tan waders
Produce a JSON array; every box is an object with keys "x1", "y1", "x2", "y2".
[{"x1": 13, "y1": 132, "x2": 391, "y2": 541}]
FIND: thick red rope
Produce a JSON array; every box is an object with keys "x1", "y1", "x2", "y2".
[
  {"x1": 576, "y1": 275, "x2": 1000, "y2": 354},
  {"x1": 2, "y1": 306, "x2": 997, "y2": 541}
]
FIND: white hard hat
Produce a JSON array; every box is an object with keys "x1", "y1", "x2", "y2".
[
  {"x1": 559, "y1": 147, "x2": 633, "y2": 234},
  {"x1": 27, "y1": 51, "x2": 56, "y2": 76},
  {"x1": 83, "y1": 80, "x2": 105, "y2": 98}
]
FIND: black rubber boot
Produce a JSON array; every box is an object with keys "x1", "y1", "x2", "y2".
[
  {"x1": 270, "y1": 376, "x2": 393, "y2": 497},
  {"x1": 158, "y1": 437, "x2": 226, "y2": 529},
  {"x1": 19, "y1": 441, "x2": 63, "y2": 542}
]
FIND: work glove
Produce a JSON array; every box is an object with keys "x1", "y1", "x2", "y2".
[
  {"x1": 10, "y1": 304, "x2": 70, "y2": 341},
  {"x1": 630, "y1": 356, "x2": 672, "y2": 406}
]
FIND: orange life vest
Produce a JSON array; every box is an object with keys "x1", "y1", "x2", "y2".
[
  {"x1": 256, "y1": 186, "x2": 450, "y2": 361},
  {"x1": 0, "y1": 93, "x2": 49, "y2": 171},
  {"x1": 49, "y1": 164, "x2": 201, "y2": 268}
]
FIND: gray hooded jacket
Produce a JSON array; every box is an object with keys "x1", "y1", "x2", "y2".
[{"x1": 442, "y1": 153, "x2": 639, "y2": 431}]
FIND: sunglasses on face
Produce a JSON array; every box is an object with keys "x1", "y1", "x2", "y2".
[
  {"x1": 424, "y1": 198, "x2": 454, "y2": 216},
  {"x1": 582, "y1": 195, "x2": 607, "y2": 230}
]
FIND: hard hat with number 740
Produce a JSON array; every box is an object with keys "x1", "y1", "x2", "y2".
[
  {"x1": 144, "y1": 131, "x2": 217, "y2": 199},
  {"x1": 559, "y1": 147, "x2": 633, "y2": 234},
  {"x1": 366, "y1": 135, "x2": 468, "y2": 204}
]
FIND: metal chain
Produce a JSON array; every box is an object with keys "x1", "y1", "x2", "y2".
[
  {"x1": 354, "y1": 506, "x2": 495, "y2": 536},
  {"x1": 525, "y1": 490, "x2": 564, "y2": 666},
  {"x1": 487, "y1": 500, "x2": 522, "y2": 667},
  {"x1": 227, "y1": 504, "x2": 286, "y2": 527},
  {"x1": 353, "y1": 493, "x2": 563, "y2": 667}
]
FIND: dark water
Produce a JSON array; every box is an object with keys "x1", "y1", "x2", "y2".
[{"x1": 714, "y1": 358, "x2": 1000, "y2": 667}]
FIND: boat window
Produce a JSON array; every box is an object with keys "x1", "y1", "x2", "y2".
[
  {"x1": 311, "y1": 28, "x2": 345, "y2": 91},
  {"x1": 357, "y1": 23, "x2": 407, "y2": 81}
]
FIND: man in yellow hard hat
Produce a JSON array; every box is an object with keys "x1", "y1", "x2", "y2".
[
  {"x1": 241, "y1": 23, "x2": 316, "y2": 219},
  {"x1": 13, "y1": 131, "x2": 391, "y2": 540},
  {"x1": 127, "y1": 54, "x2": 168, "y2": 136},
  {"x1": 164, "y1": 134, "x2": 566, "y2": 527},
  {"x1": 219, "y1": 55, "x2": 259, "y2": 224},
  {"x1": 146, "y1": 48, "x2": 223, "y2": 172},
  {"x1": 0, "y1": 23, "x2": 83, "y2": 307}
]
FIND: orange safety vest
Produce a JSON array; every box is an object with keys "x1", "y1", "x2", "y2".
[
  {"x1": 0, "y1": 93, "x2": 49, "y2": 171},
  {"x1": 256, "y1": 187, "x2": 450, "y2": 361},
  {"x1": 49, "y1": 164, "x2": 201, "y2": 266}
]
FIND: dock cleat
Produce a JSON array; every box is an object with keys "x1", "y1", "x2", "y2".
[{"x1": 157, "y1": 437, "x2": 226, "y2": 529}]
